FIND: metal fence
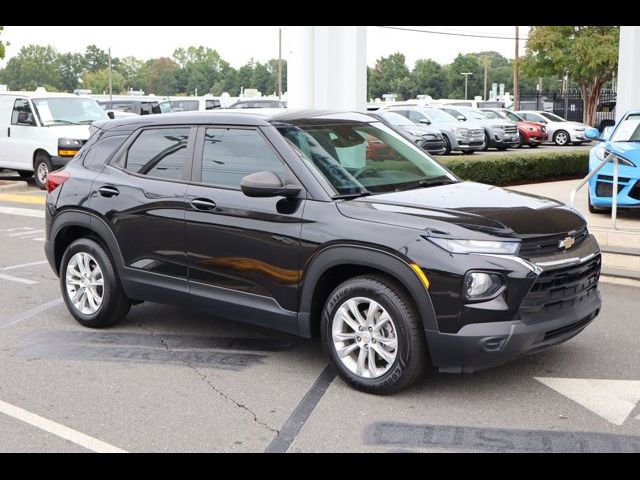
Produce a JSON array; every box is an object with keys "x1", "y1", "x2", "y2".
[{"x1": 519, "y1": 90, "x2": 617, "y2": 129}]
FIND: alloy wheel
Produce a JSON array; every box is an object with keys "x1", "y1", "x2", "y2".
[{"x1": 65, "y1": 252, "x2": 105, "y2": 315}]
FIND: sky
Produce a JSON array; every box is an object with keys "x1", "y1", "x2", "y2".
[{"x1": 1, "y1": 26, "x2": 531, "y2": 68}]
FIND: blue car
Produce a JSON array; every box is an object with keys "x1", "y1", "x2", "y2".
[{"x1": 588, "y1": 111, "x2": 640, "y2": 213}]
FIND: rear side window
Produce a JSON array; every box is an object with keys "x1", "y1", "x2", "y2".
[
  {"x1": 200, "y1": 128, "x2": 285, "y2": 188},
  {"x1": 140, "y1": 102, "x2": 161, "y2": 115},
  {"x1": 125, "y1": 128, "x2": 191, "y2": 180},
  {"x1": 83, "y1": 135, "x2": 128, "y2": 171}
]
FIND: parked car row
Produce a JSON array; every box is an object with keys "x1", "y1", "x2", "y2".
[{"x1": 366, "y1": 102, "x2": 593, "y2": 155}]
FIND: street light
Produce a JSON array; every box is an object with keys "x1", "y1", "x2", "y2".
[{"x1": 461, "y1": 72, "x2": 473, "y2": 100}]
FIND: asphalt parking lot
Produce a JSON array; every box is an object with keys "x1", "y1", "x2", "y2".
[{"x1": 1, "y1": 180, "x2": 639, "y2": 453}]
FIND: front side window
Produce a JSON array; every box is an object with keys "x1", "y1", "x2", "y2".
[
  {"x1": 32, "y1": 97, "x2": 108, "y2": 125},
  {"x1": 199, "y1": 128, "x2": 285, "y2": 188},
  {"x1": 11, "y1": 99, "x2": 36, "y2": 126},
  {"x1": 125, "y1": 128, "x2": 190, "y2": 180},
  {"x1": 407, "y1": 111, "x2": 425, "y2": 123},
  {"x1": 279, "y1": 122, "x2": 456, "y2": 196},
  {"x1": 523, "y1": 113, "x2": 546, "y2": 123}
]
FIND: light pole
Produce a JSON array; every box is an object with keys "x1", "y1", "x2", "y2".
[{"x1": 461, "y1": 72, "x2": 473, "y2": 100}]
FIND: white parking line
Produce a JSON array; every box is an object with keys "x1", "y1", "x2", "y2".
[
  {"x1": 1, "y1": 260, "x2": 49, "y2": 271},
  {"x1": 0, "y1": 298, "x2": 63, "y2": 329},
  {"x1": 0, "y1": 206, "x2": 45, "y2": 218},
  {"x1": 0, "y1": 399, "x2": 127, "y2": 453},
  {"x1": 0, "y1": 272, "x2": 37, "y2": 285},
  {"x1": 6, "y1": 229, "x2": 45, "y2": 237}
]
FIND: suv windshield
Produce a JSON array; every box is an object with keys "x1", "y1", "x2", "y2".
[
  {"x1": 376, "y1": 111, "x2": 415, "y2": 127},
  {"x1": 540, "y1": 112, "x2": 566, "y2": 122},
  {"x1": 33, "y1": 97, "x2": 109, "y2": 125},
  {"x1": 421, "y1": 108, "x2": 457, "y2": 122},
  {"x1": 610, "y1": 113, "x2": 640, "y2": 142},
  {"x1": 457, "y1": 108, "x2": 487, "y2": 120},
  {"x1": 278, "y1": 122, "x2": 456, "y2": 196}
]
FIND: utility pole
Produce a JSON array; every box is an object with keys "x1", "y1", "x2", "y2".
[
  {"x1": 278, "y1": 27, "x2": 283, "y2": 100},
  {"x1": 483, "y1": 58, "x2": 489, "y2": 101},
  {"x1": 513, "y1": 26, "x2": 519, "y2": 110},
  {"x1": 108, "y1": 47, "x2": 113, "y2": 101},
  {"x1": 461, "y1": 72, "x2": 473, "y2": 100}
]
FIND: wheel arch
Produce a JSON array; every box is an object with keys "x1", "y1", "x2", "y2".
[
  {"x1": 33, "y1": 148, "x2": 52, "y2": 167},
  {"x1": 297, "y1": 245, "x2": 438, "y2": 338},
  {"x1": 50, "y1": 209, "x2": 125, "y2": 276}
]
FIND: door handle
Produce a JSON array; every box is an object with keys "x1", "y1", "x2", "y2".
[
  {"x1": 98, "y1": 186, "x2": 120, "y2": 198},
  {"x1": 190, "y1": 198, "x2": 216, "y2": 211}
]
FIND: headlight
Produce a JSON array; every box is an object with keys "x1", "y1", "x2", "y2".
[
  {"x1": 595, "y1": 148, "x2": 636, "y2": 167},
  {"x1": 527, "y1": 126, "x2": 536, "y2": 131},
  {"x1": 464, "y1": 272, "x2": 504, "y2": 300},
  {"x1": 428, "y1": 238, "x2": 520, "y2": 255},
  {"x1": 454, "y1": 127, "x2": 469, "y2": 136}
]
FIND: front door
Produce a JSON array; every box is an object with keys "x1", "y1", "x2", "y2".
[
  {"x1": 185, "y1": 125, "x2": 305, "y2": 334},
  {"x1": 6, "y1": 98, "x2": 40, "y2": 170}
]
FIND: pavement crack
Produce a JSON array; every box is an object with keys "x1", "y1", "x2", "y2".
[{"x1": 136, "y1": 322, "x2": 279, "y2": 435}]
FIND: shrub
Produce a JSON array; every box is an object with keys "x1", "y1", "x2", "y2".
[{"x1": 439, "y1": 151, "x2": 589, "y2": 185}]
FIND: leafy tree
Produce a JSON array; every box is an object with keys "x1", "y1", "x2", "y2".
[
  {"x1": 137, "y1": 58, "x2": 179, "y2": 95},
  {"x1": 173, "y1": 46, "x2": 230, "y2": 95},
  {"x1": 82, "y1": 68, "x2": 124, "y2": 95},
  {"x1": 115, "y1": 56, "x2": 143, "y2": 88},
  {"x1": 447, "y1": 53, "x2": 483, "y2": 99},
  {"x1": 59, "y1": 52, "x2": 85, "y2": 91},
  {"x1": 368, "y1": 53, "x2": 412, "y2": 100},
  {"x1": 0, "y1": 26, "x2": 6, "y2": 60},
  {"x1": 84, "y1": 44, "x2": 109, "y2": 72},
  {"x1": 413, "y1": 59, "x2": 447, "y2": 98},
  {"x1": 251, "y1": 61, "x2": 272, "y2": 95},
  {"x1": 266, "y1": 58, "x2": 287, "y2": 95},
  {"x1": 236, "y1": 62, "x2": 255, "y2": 93},
  {"x1": 0, "y1": 44, "x2": 61, "y2": 90},
  {"x1": 523, "y1": 26, "x2": 620, "y2": 125}
]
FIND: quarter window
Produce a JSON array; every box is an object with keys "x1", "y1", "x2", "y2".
[
  {"x1": 200, "y1": 128, "x2": 285, "y2": 188},
  {"x1": 125, "y1": 128, "x2": 191, "y2": 180}
]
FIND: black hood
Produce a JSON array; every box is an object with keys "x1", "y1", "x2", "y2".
[{"x1": 337, "y1": 182, "x2": 586, "y2": 239}]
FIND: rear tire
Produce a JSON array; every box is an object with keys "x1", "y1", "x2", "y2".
[
  {"x1": 33, "y1": 152, "x2": 52, "y2": 190},
  {"x1": 529, "y1": 143, "x2": 540, "y2": 148},
  {"x1": 60, "y1": 238, "x2": 131, "y2": 328},
  {"x1": 482, "y1": 132, "x2": 490, "y2": 151},
  {"x1": 321, "y1": 274, "x2": 428, "y2": 395}
]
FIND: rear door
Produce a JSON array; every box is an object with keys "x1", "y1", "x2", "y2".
[
  {"x1": 90, "y1": 125, "x2": 196, "y2": 299},
  {"x1": 184, "y1": 125, "x2": 305, "y2": 333}
]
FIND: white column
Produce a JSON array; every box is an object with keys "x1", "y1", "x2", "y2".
[
  {"x1": 616, "y1": 26, "x2": 640, "y2": 121},
  {"x1": 286, "y1": 26, "x2": 367, "y2": 111}
]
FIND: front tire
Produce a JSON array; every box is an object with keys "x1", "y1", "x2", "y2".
[
  {"x1": 33, "y1": 152, "x2": 52, "y2": 189},
  {"x1": 321, "y1": 274, "x2": 428, "y2": 395},
  {"x1": 60, "y1": 238, "x2": 131, "y2": 328},
  {"x1": 553, "y1": 130, "x2": 570, "y2": 146},
  {"x1": 442, "y1": 135, "x2": 452, "y2": 155},
  {"x1": 516, "y1": 133, "x2": 524, "y2": 148}
]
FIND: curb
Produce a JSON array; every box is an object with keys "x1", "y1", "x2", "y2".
[{"x1": 0, "y1": 181, "x2": 30, "y2": 193}]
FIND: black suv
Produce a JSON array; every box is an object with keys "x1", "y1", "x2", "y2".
[{"x1": 44, "y1": 111, "x2": 602, "y2": 394}]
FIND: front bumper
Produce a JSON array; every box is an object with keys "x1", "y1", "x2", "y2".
[
  {"x1": 427, "y1": 290, "x2": 600, "y2": 373},
  {"x1": 489, "y1": 130, "x2": 519, "y2": 147},
  {"x1": 418, "y1": 138, "x2": 446, "y2": 155},
  {"x1": 523, "y1": 132, "x2": 548, "y2": 144},
  {"x1": 453, "y1": 135, "x2": 485, "y2": 151}
]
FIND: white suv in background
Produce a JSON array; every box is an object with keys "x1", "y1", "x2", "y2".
[
  {"x1": 516, "y1": 110, "x2": 591, "y2": 146},
  {"x1": 0, "y1": 91, "x2": 109, "y2": 188}
]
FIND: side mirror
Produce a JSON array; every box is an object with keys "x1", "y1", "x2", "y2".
[
  {"x1": 584, "y1": 127, "x2": 602, "y2": 141},
  {"x1": 419, "y1": 118, "x2": 431, "y2": 125},
  {"x1": 107, "y1": 111, "x2": 115, "y2": 119},
  {"x1": 17, "y1": 112, "x2": 35, "y2": 126},
  {"x1": 457, "y1": 115, "x2": 466, "y2": 121},
  {"x1": 240, "y1": 170, "x2": 301, "y2": 198}
]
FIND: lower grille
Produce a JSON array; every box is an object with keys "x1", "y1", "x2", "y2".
[
  {"x1": 520, "y1": 255, "x2": 601, "y2": 314},
  {"x1": 629, "y1": 181, "x2": 640, "y2": 201},
  {"x1": 596, "y1": 181, "x2": 624, "y2": 197},
  {"x1": 543, "y1": 315, "x2": 593, "y2": 342}
]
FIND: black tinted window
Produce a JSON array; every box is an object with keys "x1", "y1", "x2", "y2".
[
  {"x1": 84, "y1": 135, "x2": 128, "y2": 171},
  {"x1": 126, "y1": 128, "x2": 190, "y2": 180},
  {"x1": 200, "y1": 128, "x2": 284, "y2": 188},
  {"x1": 205, "y1": 100, "x2": 220, "y2": 110}
]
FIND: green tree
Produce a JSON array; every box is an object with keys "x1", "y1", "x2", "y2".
[
  {"x1": 266, "y1": 58, "x2": 287, "y2": 95},
  {"x1": 83, "y1": 44, "x2": 109, "y2": 72},
  {"x1": 412, "y1": 59, "x2": 447, "y2": 98},
  {"x1": 368, "y1": 53, "x2": 412, "y2": 100},
  {"x1": 251, "y1": 61, "x2": 272, "y2": 95},
  {"x1": 0, "y1": 26, "x2": 6, "y2": 60},
  {"x1": 115, "y1": 56, "x2": 143, "y2": 89},
  {"x1": 0, "y1": 44, "x2": 61, "y2": 90},
  {"x1": 523, "y1": 26, "x2": 620, "y2": 125},
  {"x1": 173, "y1": 46, "x2": 230, "y2": 95},
  {"x1": 447, "y1": 53, "x2": 483, "y2": 99},
  {"x1": 59, "y1": 52, "x2": 85, "y2": 91},
  {"x1": 82, "y1": 68, "x2": 124, "y2": 94},
  {"x1": 137, "y1": 58, "x2": 179, "y2": 95}
]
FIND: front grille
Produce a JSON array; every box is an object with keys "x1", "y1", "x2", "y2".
[
  {"x1": 596, "y1": 181, "x2": 624, "y2": 197},
  {"x1": 519, "y1": 226, "x2": 589, "y2": 258},
  {"x1": 469, "y1": 129, "x2": 484, "y2": 136},
  {"x1": 504, "y1": 126, "x2": 517, "y2": 134},
  {"x1": 520, "y1": 255, "x2": 601, "y2": 314},
  {"x1": 628, "y1": 181, "x2": 640, "y2": 200}
]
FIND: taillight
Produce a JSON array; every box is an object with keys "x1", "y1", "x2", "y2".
[{"x1": 46, "y1": 170, "x2": 71, "y2": 194}]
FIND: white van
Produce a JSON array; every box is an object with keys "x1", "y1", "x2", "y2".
[{"x1": 0, "y1": 91, "x2": 109, "y2": 188}]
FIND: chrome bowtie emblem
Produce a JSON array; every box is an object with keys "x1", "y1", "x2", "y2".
[{"x1": 559, "y1": 236, "x2": 575, "y2": 249}]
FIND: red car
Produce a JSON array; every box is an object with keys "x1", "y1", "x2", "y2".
[{"x1": 481, "y1": 108, "x2": 548, "y2": 148}]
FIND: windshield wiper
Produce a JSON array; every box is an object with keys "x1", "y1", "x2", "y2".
[
  {"x1": 332, "y1": 191, "x2": 372, "y2": 200},
  {"x1": 394, "y1": 177, "x2": 457, "y2": 192},
  {"x1": 45, "y1": 119, "x2": 82, "y2": 126}
]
